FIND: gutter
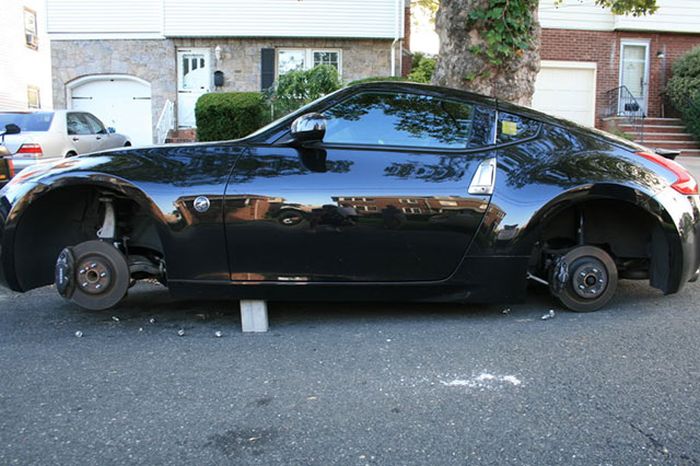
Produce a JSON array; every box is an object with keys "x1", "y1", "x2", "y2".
[{"x1": 390, "y1": 0, "x2": 402, "y2": 76}]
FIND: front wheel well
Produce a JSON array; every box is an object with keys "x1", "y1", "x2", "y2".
[
  {"x1": 532, "y1": 198, "x2": 668, "y2": 287},
  {"x1": 13, "y1": 185, "x2": 164, "y2": 291}
]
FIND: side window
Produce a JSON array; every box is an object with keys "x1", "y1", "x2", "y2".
[
  {"x1": 322, "y1": 92, "x2": 492, "y2": 149},
  {"x1": 497, "y1": 112, "x2": 541, "y2": 144},
  {"x1": 83, "y1": 113, "x2": 106, "y2": 134},
  {"x1": 66, "y1": 113, "x2": 92, "y2": 136}
]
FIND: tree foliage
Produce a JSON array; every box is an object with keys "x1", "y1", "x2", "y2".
[
  {"x1": 461, "y1": 0, "x2": 657, "y2": 67},
  {"x1": 408, "y1": 52, "x2": 437, "y2": 83},
  {"x1": 418, "y1": 0, "x2": 657, "y2": 68},
  {"x1": 269, "y1": 65, "x2": 342, "y2": 117},
  {"x1": 666, "y1": 46, "x2": 700, "y2": 140}
]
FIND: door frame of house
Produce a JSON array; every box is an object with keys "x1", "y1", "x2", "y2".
[
  {"x1": 176, "y1": 47, "x2": 212, "y2": 128},
  {"x1": 618, "y1": 39, "x2": 651, "y2": 116}
]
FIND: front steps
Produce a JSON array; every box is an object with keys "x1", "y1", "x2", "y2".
[
  {"x1": 605, "y1": 117, "x2": 700, "y2": 157},
  {"x1": 164, "y1": 128, "x2": 197, "y2": 144}
]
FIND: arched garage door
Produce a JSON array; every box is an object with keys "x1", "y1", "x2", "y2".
[{"x1": 70, "y1": 76, "x2": 153, "y2": 146}]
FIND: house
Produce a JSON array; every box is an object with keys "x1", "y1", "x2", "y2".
[
  {"x1": 46, "y1": 0, "x2": 411, "y2": 146},
  {"x1": 0, "y1": 0, "x2": 53, "y2": 111},
  {"x1": 534, "y1": 0, "x2": 700, "y2": 154}
]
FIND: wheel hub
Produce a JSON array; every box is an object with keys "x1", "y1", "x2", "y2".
[
  {"x1": 77, "y1": 257, "x2": 112, "y2": 295},
  {"x1": 572, "y1": 260, "x2": 608, "y2": 299}
]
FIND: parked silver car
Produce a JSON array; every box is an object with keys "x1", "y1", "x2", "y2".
[{"x1": 0, "y1": 110, "x2": 132, "y2": 173}]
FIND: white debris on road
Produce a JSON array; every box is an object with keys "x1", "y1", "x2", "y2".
[
  {"x1": 541, "y1": 309, "x2": 556, "y2": 320},
  {"x1": 440, "y1": 372, "x2": 522, "y2": 389}
]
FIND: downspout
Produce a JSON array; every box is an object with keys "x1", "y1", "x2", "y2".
[{"x1": 390, "y1": 0, "x2": 401, "y2": 76}]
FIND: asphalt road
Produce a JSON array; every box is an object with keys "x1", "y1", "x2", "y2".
[
  {"x1": 0, "y1": 158, "x2": 698, "y2": 465},
  {"x1": 0, "y1": 280, "x2": 698, "y2": 465}
]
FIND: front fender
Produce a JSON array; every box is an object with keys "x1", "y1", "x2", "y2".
[
  {"x1": 0, "y1": 172, "x2": 168, "y2": 292},
  {"x1": 0, "y1": 144, "x2": 241, "y2": 291}
]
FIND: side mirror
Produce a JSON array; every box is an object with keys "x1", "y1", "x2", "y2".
[
  {"x1": 290, "y1": 113, "x2": 327, "y2": 144},
  {"x1": 4, "y1": 124, "x2": 21, "y2": 135},
  {"x1": 107, "y1": 127, "x2": 116, "y2": 134}
]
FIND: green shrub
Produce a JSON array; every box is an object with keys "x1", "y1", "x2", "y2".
[
  {"x1": 270, "y1": 65, "x2": 342, "y2": 118},
  {"x1": 408, "y1": 53, "x2": 436, "y2": 83},
  {"x1": 195, "y1": 92, "x2": 269, "y2": 142},
  {"x1": 666, "y1": 46, "x2": 700, "y2": 140}
]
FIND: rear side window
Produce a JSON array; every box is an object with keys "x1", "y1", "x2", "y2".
[
  {"x1": 497, "y1": 112, "x2": 541, "y2": 144},
  {"x1": 323, "y1": 92, "x2": 493, "y2": 149},
  {"x1": 0, "y1": 112, "x2": 53, "y2": 132}
]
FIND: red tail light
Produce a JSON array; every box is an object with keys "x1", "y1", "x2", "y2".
[
  {"x1": 637, "y1": 151, "x2": 699, "y2": 195},
  {"x1": 16, "y1": 143, "x2": 43, "y2": 158},
  {"x1": 7, "y1": 158, "x2": 14, "y2": 178}
]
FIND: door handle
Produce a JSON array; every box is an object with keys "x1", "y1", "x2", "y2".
[
  {"x1": 96, "y1": 136, "x2": 102, "y2": 140},
  {"x1": 72, "y1": 137, "x2": 79, "y2": 141}
]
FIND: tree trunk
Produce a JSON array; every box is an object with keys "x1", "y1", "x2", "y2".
[{"x1": 432, "y1": 0, "x2": 541, "y2": 106}]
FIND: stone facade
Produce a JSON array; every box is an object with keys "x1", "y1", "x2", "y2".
[
  {"x1": 52, "y1": 39, "x2": 177, "y2": 132},
  {"x1": 52, "y1": 37, "x2": 399, "y2": 136},
  {"x1": 174, "y1": 37, "x2": 396, "y2": 91}
]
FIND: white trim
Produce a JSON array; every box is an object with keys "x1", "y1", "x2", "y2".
[
  {"x1": 49, "y1": 32, "x2": 165, "y2": 40},
  {"x1": 276, "y1": 48, "x2": 343, "y2": 78},
  {"x1": 618, "y1": 39, "x2": 651, "y2": 115},
  {"x1": 540, "y1": 60, "x2": 597, "y2": 70}
]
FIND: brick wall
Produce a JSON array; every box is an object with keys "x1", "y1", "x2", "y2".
[{"x1": 541, "y1": 29, "x2": 700, "y2": 126}]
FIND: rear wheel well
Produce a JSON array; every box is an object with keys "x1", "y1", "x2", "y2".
[
  {"x1": 532, "y1": 198, "x2": 667, "y2": 285},
  {"x1": 13, "y1": 185, "x2": 164, "y2": 291}
]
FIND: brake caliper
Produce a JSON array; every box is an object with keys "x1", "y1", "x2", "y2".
[
  {"x1": 550, "y1": 255, "x2": 569, "y2": 294},
  {"x1": 55, "y1": 247, "x2": 76, "y2": 299}
]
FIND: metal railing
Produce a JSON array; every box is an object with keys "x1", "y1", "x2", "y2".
[
  {"x1": 155, "y1": 99, "x2": 175, "y2": 145},
  {"x1": 603, "y1": 86, "x2": 646, "y2": 142}
]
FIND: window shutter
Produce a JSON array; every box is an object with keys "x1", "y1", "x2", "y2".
[{"x1": 261, "y1": 48, "x2": 275, "y2": 90}]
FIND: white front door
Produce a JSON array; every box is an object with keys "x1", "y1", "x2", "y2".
[
  {"x1": 177, "y1": 48, "x2": 212, "y2": 128},
  {"x1": 619, "y1": 41, "x2": 650, "y2": 115}
]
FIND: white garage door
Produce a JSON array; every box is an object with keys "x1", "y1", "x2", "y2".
[
  {"x1": 70, "y1": 77, "x2": 153, "y2": 146},
  {"x1": 533, "y1": 61, "x2": 597, "y2": 127}
]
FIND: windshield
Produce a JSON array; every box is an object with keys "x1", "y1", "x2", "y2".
[{"x1": 0, "y1": 112, "x2": 54, "y2": 132}]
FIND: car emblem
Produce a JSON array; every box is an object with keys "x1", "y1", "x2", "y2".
[{"x1": 193, "y1": 196, "x2": 211, "y2": 213}]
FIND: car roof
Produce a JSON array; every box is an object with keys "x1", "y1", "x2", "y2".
[{"x1": 346, "y1": 81, "x2": 592, "y2": 132}]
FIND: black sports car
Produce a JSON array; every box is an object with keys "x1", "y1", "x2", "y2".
[{"x1": 0, "y1": 82, "x2": 698, "y2": 312}]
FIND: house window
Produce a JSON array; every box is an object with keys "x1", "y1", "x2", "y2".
[
  {"x1": 278, "y1": 49, "x2": 306, "y2": 75},
  {"x1": 27, "y1": 86, "x2": 40, "y2": 109},
  {"x1": 24, "y1": 8, "x2": 38, "y2": 50},
  {"x1": 277, "y1": 49, "x2": 342, "y2": 76},
  {"x1": 313, "y1": 51, "x2": 340, "y2": 71}
]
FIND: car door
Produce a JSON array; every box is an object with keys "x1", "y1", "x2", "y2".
[
  {"x1": 82, "y1": 113, "x2": 112, "y2": 151},
  {"x1": 224, "y1": 90, "x2": 498, "y2": 282},
  {"x1": 66, "y1": 112, "x2": 100, "y2": 154}
]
